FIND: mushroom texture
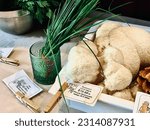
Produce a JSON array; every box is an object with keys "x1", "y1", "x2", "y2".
[
  {"x1": 78, "y1": 40, "x2": 98, "y2": 54},
  {"x1": 96, "y1": 25, "x2": 140, "y2": 77},
  {"x1": 102, "y1": 47, "x2": 132, "y2": 91},
  {"x1": 113, "y1": 26, "x2": 150, "y2": 66},
  {"x1": 94, "y1": 22, "x2": 150, "y2": 91},
  {"x1": 66, "y1": 22, "x2": 150, "y2": 94},
  {"x1": 103, "y1": 61, "x2": 132, "y2": 91},
  {"x1": 66, "y1": 40, "x2": 100, "y2": 83},
  {"x1": 96, "y1": 22, "x2": 122, "y2": 38},
  {"x1": 112, "y1": 89, "x2": 134, "y2": 101},
  {"x1": 107, "y1": 27, "x2": 140, "y2": 76}
]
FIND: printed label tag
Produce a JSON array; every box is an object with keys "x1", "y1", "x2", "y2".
[
  {"x1": 64, "y1": 83, "x2": 103, "y2": 106},
  {"x1": 3, "y1": 70, "x2": 43, "y2": 99},
  {"x1": 133, "y1": 92, "x2": 150, "y2": 113},
  {"x1": 0, "y1": 48, "x2": 13, "y2": 58}
]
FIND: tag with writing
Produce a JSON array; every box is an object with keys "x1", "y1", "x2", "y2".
[
  {"x1": 3, "y1": 70, "x2": 43, "y2": 99},
  {"x1": 64, "y1": 83, "x2": 103, "y2": 106},
  {"x1": 0, "y1": 48, "x2": 13, "y2": 58},
  {"x1": 133, "y1": 92, "x2": 150, "y2": 113}
]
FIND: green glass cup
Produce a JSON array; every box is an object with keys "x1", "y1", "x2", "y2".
[{"x1": 30, "y1": 41, "x2": 61, "y2": 85}]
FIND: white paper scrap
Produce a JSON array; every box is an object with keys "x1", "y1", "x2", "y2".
[
  {"x1": 133, "y1": 92, "x2": 150, "y2": 113},
  {"x1": 0, "y1": 48, "x2": 13, "y2": 58},
  {"x1": 3, "y1": 70, "x2": 43, "y2": 99},
  {"x1": 64, "y1": 83, "x2": 103, "y2": 106}
]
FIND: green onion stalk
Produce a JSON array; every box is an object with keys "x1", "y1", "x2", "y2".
[{"x1": 41, "y1": 0, "x2": 128, "y2": 112}]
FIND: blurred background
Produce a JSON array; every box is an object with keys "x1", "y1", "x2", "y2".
[
  {"x1": 99, "y1": 0, "x2": 150, "y2": 21},
  {"x1": 0, "y1": 0, "x2": 18, "y2": 11},
  {"x1": 0, "y1": 0, "x2": 150, "y2": 23},
  {"x1": 0, "y1": 0, "x2": 150, "y2": 21}
]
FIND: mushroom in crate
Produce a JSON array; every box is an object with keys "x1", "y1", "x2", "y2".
[{"x1": 65, "y1": 22, "x2": 150, "y2": 102}]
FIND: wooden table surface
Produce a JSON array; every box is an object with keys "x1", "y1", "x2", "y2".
[
  {"x1": 0, "y1": 48, "x2": 80, "y2": 113},
  {"x1": 0, "y1": 48, "x2": 56, "y2": 113},
  {"x1": 0, "y1": 48, "x2": 32, "y2": 112}
]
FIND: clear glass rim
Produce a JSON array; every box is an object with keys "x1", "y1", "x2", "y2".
[
  {"x1": 29, "y1": 41, "x2": 44, "y2": 58},
  {"x1": 30, "y1": 41, "x2": 60, "y2": 58}
]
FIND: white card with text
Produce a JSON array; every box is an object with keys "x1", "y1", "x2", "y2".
[
  {"x1": 133, "y1": 92, "x2": 150, "y2": 113},
  {"x1": 0, "y1": 48, "x2": 13, "y2": 58},
  {"x1": 3, "y1": 70, "x2": 43, "y2": 99},
  {"x1": 64, "y1": 83, "x2": 103, "y2": 106}
]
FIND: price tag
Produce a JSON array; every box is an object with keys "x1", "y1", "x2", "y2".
[
  {"x1": 133, "y1": 92, "x2": 150, "y2": 113},
  {"x1": 64, "y1": 83, "x2": 103, "y2": 106},
  {"x1": 3, "y1": 70, "x2": 43, "y2": 99}
]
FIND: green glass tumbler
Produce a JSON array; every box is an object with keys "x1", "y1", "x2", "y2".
[{"x1": 30, "y1": 41, "x2": 61, "y2": 85}]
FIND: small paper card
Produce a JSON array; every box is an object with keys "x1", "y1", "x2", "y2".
[
  {"x1": 64, "y1": 83, "x2": 103, "y2": 106},
  {"x1": 133, "y1": 92, "x2": 150, "y2": 113},
  {"x1": 3, "y1": 70, "x2": 43, "y2": 99},
  {"x1": 0, "y1": 48, "x2": 13, "y2": 58}
]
